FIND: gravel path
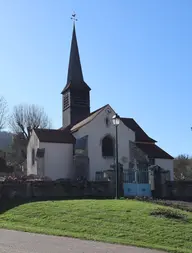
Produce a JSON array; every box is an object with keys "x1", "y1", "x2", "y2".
[{"x1": 0, "y1": 229, "x2": 167, "y2": 253}]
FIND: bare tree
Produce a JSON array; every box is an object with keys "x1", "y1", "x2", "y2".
[
  {"x1": 8, "y1": 104, "x2": 52, "y2": 169},
  {"x1": 0, "y1": 96, "x2": 8, "y2": 130},
  {"x1": 9, "y1": 104, "x2": 52, "y2": 140}
]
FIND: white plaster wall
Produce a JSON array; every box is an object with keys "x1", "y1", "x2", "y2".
[
  {"x1": 155, "y1": 158, "x2": 174, "y2": 181},
  {"x1": 73, "y1": 105, "x2": 135, "y2": 180},
  {"x1": 39, "y1": 142, "x2": 73, "y2": 180},
  {"x1": 37, "y1": 157, "x2": 44, "y2": 177},
  {"x1": 27, "y1": 130, "x2": 39, "y2": 175}
]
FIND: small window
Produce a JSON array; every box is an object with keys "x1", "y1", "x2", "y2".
[
  {"x1": 32, "y1": 149, "x2": 35, "y2": 165},
  {"x1": 149, "y1": 158, "x2": 155, "y2": 165},
  {"x1": 102, "y1": 135, "x2": 114, "y2": 157},
  {"x1": 105, "y1": 117, "x2": 110, "y2": 127},
  {"x1": 95, "y1": 171, "x2": 103, "y2": 181}
]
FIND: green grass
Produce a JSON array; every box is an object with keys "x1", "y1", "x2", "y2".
[{"x1": 0, "y1": 200, "x2": 192, "y2": 253}]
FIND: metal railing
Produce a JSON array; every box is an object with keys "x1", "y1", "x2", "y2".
[{"x1": 124, "y1": 168, "x2": 149, "y2": 184}]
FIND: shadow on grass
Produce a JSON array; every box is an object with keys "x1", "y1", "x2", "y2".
[{"x1": 150, "y1": 207, "x2": 188, "y2": 222}]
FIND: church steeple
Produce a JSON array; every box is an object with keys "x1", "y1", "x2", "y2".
[
  {"x1": 61, "y1": 24, "x2": 90, "y2": 93},
  {"x1": 61, "y1": 17, "x2": 91, "y2": 128},
  {"x1": 67, "y1": 24, "x2": 83, "y2": 86}
]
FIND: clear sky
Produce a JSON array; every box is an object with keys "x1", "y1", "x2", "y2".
[{"x1": 0, "y1": 0, "x2": 191, "y2": 157}]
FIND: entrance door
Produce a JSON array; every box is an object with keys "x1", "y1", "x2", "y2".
[{"x1": 123, "y1": 168, "x2": 151, "y2": 197}]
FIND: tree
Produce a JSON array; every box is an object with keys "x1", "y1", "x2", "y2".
[
  {"x1": 174, "y1": 154, "x2": 192, "y2": 180},
  {"x1": 0, "y1": 96, "x2": 8, "y2": 130},
  {"x1": 8, "y1": 104, "x2": 52, "y2": 169},
  {"x1": 9, "y1": 104, "x2": 52, "y2": 140}
]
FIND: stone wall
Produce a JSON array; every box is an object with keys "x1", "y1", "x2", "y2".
[
  {"x1": 0, "y1": 180, "x2": 115, "y2": 200},
  {"x1": 162, "y1": 181, "x2": 192, "y2": 201}
]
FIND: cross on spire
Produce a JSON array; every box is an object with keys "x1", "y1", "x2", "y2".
[{"x1": 71, "y1": 12, "x2": 78, "y2": 24}]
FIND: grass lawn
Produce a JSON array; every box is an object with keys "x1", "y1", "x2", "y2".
[{"x1": 0, "y1": 199, "x2": 191, "y2": 253}]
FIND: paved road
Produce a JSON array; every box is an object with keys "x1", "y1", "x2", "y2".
[{"x1": 0, "y1": 229, "x2": 166, "y2": 253}]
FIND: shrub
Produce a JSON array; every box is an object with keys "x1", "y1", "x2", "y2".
[
  {"x1": 150, "y1": 207, "x2": 188, "y2": 221},
  {"x1": 133, "y1": 196, "x2": 192, "y2": 212}
]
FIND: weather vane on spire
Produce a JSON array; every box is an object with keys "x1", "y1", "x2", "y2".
[{"x1": 71, "y1": 12, "x2": 78, "y2": 24}]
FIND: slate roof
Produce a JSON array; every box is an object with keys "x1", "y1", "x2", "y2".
[
  {"x1": 70, "y1": 104, "x2": 109, "y2": 132},
  {"x1": 61, "y1": 24, "x2": 90, "y2": 94},
  {"x1": 136, "y1": 143, "x2": 174, "y2": 159},
  {"x1": 34, "y1": 129, "x2": 75, "y2": 144},
  {"x1": 57, "y1": 104, "x2": 173, "y2": 160},
  {"x1": 121, "y1": 118, "x2": 156, "y2": 143},
  {"x1": 67, "y1": 106, "x2": 156, "y2": 146}
]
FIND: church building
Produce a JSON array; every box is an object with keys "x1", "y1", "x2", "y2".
[{"x1": 27, "y1": 23, "x2": 174, "y2": 186}]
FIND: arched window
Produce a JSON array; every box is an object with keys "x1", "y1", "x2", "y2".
[
  {"x1": 32, "y1": 148, "x2": 35, "y2": 165},
  {"x1": 102, "y1": 135, "x2": 114, "y2": 157}
]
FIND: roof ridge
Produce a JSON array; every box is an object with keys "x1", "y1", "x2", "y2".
[
  {"x1": 71, "y1": 104, "x2": 109, "y2": 132},
  {"x1": 90, "y1": 104, "x2": 109, "y2": 115},
  {"x1": 121, "y1": 117, "x2": 134, "y2": 120},
  {"x1": 34, "y1": 128, "x2": 75, "y2": 144},
  {"x1": 136, "y1": 142, "x2": 174, "y2": 159},
  {"x1": 121, "y1": 117, "x2": 156, "y2": 143}
]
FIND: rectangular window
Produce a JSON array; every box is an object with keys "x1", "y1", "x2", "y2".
[
  {"x1": 95, "y1": 171, "x2": 104, "y2": 181},
  {"x1": 74, "y1": 136, "x2": 88, "y2": 156}
]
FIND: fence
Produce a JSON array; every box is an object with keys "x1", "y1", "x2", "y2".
[
  {"x1": 123, "y1": 168, "x2": 149, "y2": 184},
  {"x1": 123, "y1": 168, "x2": 151, "y2": 197}
]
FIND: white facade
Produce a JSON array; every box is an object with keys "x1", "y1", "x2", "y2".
[
  {"x1": 27, "y1": 130, "x2": 73, "y2": 180},
  {"x1": 155, "y1": 158, "x2": 174, "y2": 181},
  {"x1": 73, "y1": 105, "x2": 135, "y2": 180},
  {"x1": 27, "y1": 106, "x2": 174, "y2": 182},
  {"x1": 39, "y1": 142, "x2": 73, "y2": 180},
  {"x1": 27, "y1": 130, "x2": 40, "y2": 175}
]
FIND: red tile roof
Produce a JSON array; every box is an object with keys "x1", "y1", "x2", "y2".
[
  {"x1": 136, "y1": 143, "x2": 174, "y2": 159},
  {"x1": 121, "y1": 118, "x2": 156, "y2": 143},
  {"x1": 34, "y1": 129, "x2": 75, "y2": 144}
]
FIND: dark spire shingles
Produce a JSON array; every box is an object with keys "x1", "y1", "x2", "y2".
[{"x1": 61, "y1": 24, "x2": 90, "y2": 94}]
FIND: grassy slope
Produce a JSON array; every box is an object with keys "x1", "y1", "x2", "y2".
[{"x1": 0, "y1": 200, "x2": 191, "y2": 253}]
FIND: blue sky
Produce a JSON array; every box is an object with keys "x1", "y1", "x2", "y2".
[{"x1": 0, "y1": 0, "x2": 192, "y2": 157}]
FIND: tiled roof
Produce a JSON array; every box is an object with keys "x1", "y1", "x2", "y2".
[
  {"x1": 136, "y1": 143, "x2": 174, "y2": 159},
  {"x1": 121, "y1": 118, "x2": 156, "y2": 143},
  {"x1": 34, "y1": 129, "x2": 75, "y2": 144},
  {"x1": 71, "y1": 104, "x2": 109, "y2": 132}
]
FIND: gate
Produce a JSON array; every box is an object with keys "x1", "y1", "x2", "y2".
[{"x1": 123, "y1": 167, "x2": 151, "y2": 197}]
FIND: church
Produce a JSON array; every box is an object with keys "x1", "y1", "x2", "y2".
[{"x1": 27, "y1": 23, "x2": 174, "y2": 186}]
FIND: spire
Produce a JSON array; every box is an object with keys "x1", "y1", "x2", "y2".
[
  {"x1": 67, "y1": 24, "x2": 84, "y2": 85},
  {"x1": 61, "y1": 14, "x2": 91, "y2": 128},
  {"x1": 61, "y1": 20, "x2": 90, "y2": 94}
]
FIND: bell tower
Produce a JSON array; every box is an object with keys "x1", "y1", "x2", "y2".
[{"x1": 61, "y1": 15, "x2": 91, "y2": 128}]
